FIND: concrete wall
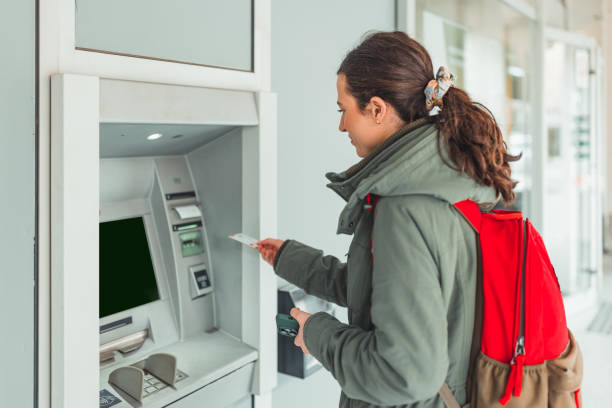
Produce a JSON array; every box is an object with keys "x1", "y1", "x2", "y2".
[
  {"x1": 270, "y1": 0, "x2": 396, "y2": 406},
  {"x1": 0, "y1": 0, "x2": 36, "y2": 405}
]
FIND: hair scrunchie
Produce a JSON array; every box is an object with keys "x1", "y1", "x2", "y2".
[{"x1": 424, "y1": 66, "x2": 455, "y2": 111}]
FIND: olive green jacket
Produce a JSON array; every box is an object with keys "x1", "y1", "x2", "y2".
[{"x1": 274, "y1": 118, "x2": 498, "y2": 408}]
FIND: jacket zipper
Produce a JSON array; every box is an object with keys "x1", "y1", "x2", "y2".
[{"x1": 500, "y1": 220, "x2": 527, "y2": 405}]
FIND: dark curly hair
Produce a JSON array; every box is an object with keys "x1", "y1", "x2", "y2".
[{"x1": 337, "y1": 31, "x2": 520, "y2": 204}]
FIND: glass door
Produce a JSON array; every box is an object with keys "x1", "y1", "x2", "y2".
[
  {"x1": 543, "y1": 28, "x2": 602, "y2": 309},
  {"x1": 415, "y1": 0, "x2": 535, "y2": 216}
]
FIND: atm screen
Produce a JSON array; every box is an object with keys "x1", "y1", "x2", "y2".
[{"x1": 99, "y1": 217, "x2": 160, "y2": 318}]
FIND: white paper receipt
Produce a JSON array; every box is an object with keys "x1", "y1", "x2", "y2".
[
  {"x1": 229, "y1": 233, "x2": 259, "y2": 248},
  {"x1": 174, "y1": 204, "x2": 202, "y2": 220}
]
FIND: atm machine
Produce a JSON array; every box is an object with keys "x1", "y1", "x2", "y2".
[
  {"x1": 51, "y1": 76, "x2": 278, "y2": 408},
  {"x1": 98, "y1": 154, "x2": 257, "y2": 408}
]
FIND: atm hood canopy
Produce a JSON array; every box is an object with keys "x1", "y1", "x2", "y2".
[
  {"x1": 98, "y1": 78, "x2": 259, "y2": 158},
  {"x1": 100, "y1": 123, "x2": 239, "y2": 158}
]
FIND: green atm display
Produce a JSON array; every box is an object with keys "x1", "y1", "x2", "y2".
[
  {"x1": 179, "y1": 230, "x2": 204, "y2": 257},
  {"x1": 99, "y1": 217, "x2": 160, "y2": 318}
]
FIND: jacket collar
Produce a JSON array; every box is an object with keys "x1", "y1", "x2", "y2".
[
  {"x1": 326, "y1": 118, "x2": 498, "y2": 235},
  {"x1": 325, "y1": 118, "x2": 431, "y2": 202}
]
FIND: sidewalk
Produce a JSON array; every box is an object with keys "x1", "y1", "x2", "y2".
[{"x1": 566, "y1": 254, "x2": 612, "y2": 405}]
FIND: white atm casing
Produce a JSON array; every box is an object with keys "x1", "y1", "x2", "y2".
[{"x1": 51, "y1": 75, "x2": 278, "y2": 408}]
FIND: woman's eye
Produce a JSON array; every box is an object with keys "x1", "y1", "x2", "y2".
[{"x1": 337, "y1": 109, "x2": 344, "y2": 113}]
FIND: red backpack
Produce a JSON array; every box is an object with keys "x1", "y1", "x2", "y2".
[{"x1": 366, "y1": 195, "x2": 583, "y2": 407}]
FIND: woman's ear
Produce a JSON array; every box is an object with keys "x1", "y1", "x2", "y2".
[{"x1": 368, "y1": 96, "x2": 388, "y2": 123}]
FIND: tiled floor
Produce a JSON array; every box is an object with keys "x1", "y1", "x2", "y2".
[{"x1": 566, "y1": 254, "x2": 612, "y2": 406}]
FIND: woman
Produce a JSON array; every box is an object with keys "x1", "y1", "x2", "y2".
[{"x1": 257, "y1": 31, "x2": 519, "y2": 408}]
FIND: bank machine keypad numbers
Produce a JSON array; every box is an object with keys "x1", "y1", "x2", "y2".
[
  {"x1": 141, "y1": 369, "x2": 188, "y2": 398},
  {"x1": 189, "y1": 263, "x2": 212, "y2": 298}
]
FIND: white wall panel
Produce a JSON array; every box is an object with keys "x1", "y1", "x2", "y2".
[
  {"x1": 51, "y1": 74, "x2": 100, "y2": 408},
  {"x1": 271, "y1": 1, "x2": 396, "y2": 406}
]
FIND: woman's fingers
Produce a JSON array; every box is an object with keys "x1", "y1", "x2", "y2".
[
  {"x1": 258, "y1": 238, "x2": 283, "y2": 249},
  {"x1": 289, "y1": 308, "x2": 311, "y2": 354},
  {"x1": 255, "y1": 238, "x2": 284, "y2": 266},
  {"x1": 257, "y1": 238, "x2": 274, "y2": 247},
  {"x1": 257, "y1": 246, "x2": 274, "y2": 266},
  {"x1": 256, "y1": 238, "x2": 282, "y2": 266}
]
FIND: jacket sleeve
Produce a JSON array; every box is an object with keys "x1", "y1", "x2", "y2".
[
  {"x1": 302, "y1": 197, "x2": 448, "y2": 405},
  {"x1": 274, "y1": 239, "x2": 348, "y2": 307}
]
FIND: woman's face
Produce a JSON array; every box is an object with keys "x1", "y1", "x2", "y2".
[{"x1": 336, "y1": 74, "x2": 405, "y2": 157}]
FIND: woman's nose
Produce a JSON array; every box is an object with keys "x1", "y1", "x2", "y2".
[{"x1": 338, "y1": 117, "x2": 346, "y2": 132}]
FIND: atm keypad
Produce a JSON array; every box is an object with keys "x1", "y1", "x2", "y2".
[
  {"x1": 141, "y1": 370, "x2": 188, "y2": 398},
  {"x1": 194, "y1": 269, "x2": 211, "y2": 289}
]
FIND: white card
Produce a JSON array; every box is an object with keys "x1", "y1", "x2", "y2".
[{"x1": 229, "y1": 233, "x2": 259, "y2": 248}]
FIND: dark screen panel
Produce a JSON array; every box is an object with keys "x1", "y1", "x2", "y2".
[{"x1": 99, "y1": 217, "x2": 160, "y2": 318}]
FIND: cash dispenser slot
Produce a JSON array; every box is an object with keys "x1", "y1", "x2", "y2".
[
  {"x1": 100, "y1": 329, "x2": 149, "y2": 365},
  {"x1": 100, "y1": 316, "x2": 133, "y2": 334}
]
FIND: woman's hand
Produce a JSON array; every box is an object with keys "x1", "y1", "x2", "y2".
[
  {"x1": 290, "y1": 307, "x2": 311, "y2": 355},
  {"x1": 256, "y1": 238, "x2": 285, "y2": 266}
]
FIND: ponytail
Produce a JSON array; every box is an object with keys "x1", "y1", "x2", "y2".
[{"x1": 435, "y1": 87, "x2": 520, "y2": 205}]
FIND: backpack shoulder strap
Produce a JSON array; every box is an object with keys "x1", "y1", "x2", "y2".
[
  {"x1": 452, "y1": 199, "x2": 484, "y2": 406},
  {"x1": 454, "y1": 199, "x2": 482, "y2": 233},
  {"x1": 439, "y1": 383, "x2": 462, "y2": 408}
]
